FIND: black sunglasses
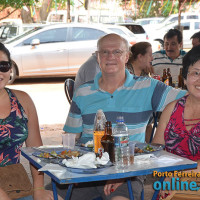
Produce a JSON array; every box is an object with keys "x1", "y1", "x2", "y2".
[{"x1": 0, "y1": 61, "x2": 11, "y2": 73}]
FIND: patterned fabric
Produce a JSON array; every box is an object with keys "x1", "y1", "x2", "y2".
[
  {"x1": 126, "y1": 63, "x2": 148, "y2": 77},
  {"x1": 0, "y1": 88, "x2": 28, "y2": 166},
  {"x1": 164, "y1": 96, "x2": 200, "y2": 161},
  {"x1": 152, "y1": 50, "x2": 186, "y2": 82},
  {"x1": 64, "y1": 69, "x2": 186, "y2": 143}
]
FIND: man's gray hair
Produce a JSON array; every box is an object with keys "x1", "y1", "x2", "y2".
[{"x1": 97, "y1": 33, "x2": 130, "y2": 51}]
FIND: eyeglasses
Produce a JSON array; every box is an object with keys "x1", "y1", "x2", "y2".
[
  {"x1": 187, "y1": 70, "x2": 200, "y2": 79},
  {"x1": 97, "y1": 50, "x2": 125, "y2": 58},
  {"x1": 0, "y1": 61, "x2": 11, "y2": 73}
]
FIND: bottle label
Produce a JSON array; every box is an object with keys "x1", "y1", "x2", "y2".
[
  {"x1": 114, "y1": 135, "x2": 129, "y2": 148},
  {"x1": 94, "y1": 131, "x2": 104, "y2": 154},
  {"x1": 164, "y1": 79, "x2": 169, "y2": 85}
]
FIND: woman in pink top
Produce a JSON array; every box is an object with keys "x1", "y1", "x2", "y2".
[{"x1": 153, "y1": 45, "x2": 200, "y2": 199}]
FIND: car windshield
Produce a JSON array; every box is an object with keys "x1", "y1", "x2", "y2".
[{"x1": 5, "y1": 27, "x2": 43, "y2": 44}]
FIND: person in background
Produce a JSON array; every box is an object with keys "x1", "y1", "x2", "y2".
[
  {"x1": 153, "y1": 45, "x2": 200, "y2": 199},
  {"x1": 152, "y1": 29, "x2": 186, "y2": 83},
  {"x1": 127, "y1": 41, "x2": 154, "y2": 76},
  {"x1": 127, "y1": 41, "x2": 154, "y2": 142},
  {"x1": 190, "y1": 31, "x2": 200, "y2": 48},
  {"x1": 0, "y1": 43, "x2": 55, "y2": 200},
  {"x1": 64, "y1": 33, "x2": 187, "y2": 200},
  {"x1": 74, "y1": 53, "x2": 100, "y2": 91}
]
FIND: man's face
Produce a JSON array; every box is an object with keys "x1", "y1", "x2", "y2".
[
  {"x1": 192, "y1": 38, "x2": 200, "y2": 47},
  {"x1": 164, "y1": 35, "x2": 182, "y2": 60},
  {"x1": 97, "y1": 35, "x2": 129, "y2": 76}
]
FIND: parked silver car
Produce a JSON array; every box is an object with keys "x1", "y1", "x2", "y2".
[{"x1": 5, "y1": 23, "x2": 114, "y2": 84}]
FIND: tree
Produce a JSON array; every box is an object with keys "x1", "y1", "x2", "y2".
[
  {"x1": 120, "y1": 0, "x2": 196, "y2": 20},
  {"x1": 39, "y1": 0, "x2": 53, "y2": 22},
  {"x1": 0, "y1": 0, "x2": 38, "y2": 20}
]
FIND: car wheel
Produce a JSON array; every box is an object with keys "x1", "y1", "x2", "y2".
[{"x1": 8, "y1": 63, "x2": 17, "y2": 85}]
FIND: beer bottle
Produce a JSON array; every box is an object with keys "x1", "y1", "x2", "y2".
[
  {"x1": 162, "y1": 69, "x2": 169, "y2": 85},
  {"x1": 178, "y1": 68, "x2": 184, "y2": 89},
  {"x1": 93, "y1": 110, "x2": 106, "y2": 154},
  {"x1": 101, "y1": 121, "x2": 115, "y2": 163},
  {"x1": 167, "y1": 68, "x2": 172, "y2": 86}
]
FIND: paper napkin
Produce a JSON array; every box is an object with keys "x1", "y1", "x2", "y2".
[
  {"x1": 38, "y1": 163, "x2": 66, "y2": 172},
  {"x1": 62, "y1": 152, "x2": 109, "y2": 169}
]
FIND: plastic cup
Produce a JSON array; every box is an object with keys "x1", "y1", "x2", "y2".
[
  {"x1": 129, "y1": 141, "x2": 136, "y2": 164},
  {"x1": 62, "y1": 133, "x2": 76, "y2": 149}
]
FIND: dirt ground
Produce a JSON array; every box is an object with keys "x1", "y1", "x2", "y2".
[
  {"x1": 21, "y1": 124, "x2": 157, "y2": 200},
  {"x1": 10, "y1": 79, "x2": 156, "y2": 199}
]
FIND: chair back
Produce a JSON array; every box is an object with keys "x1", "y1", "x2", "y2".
[
  {"x1": 149, "y1": 112, "x2": 160, "y2": 143},
  {"x1": 64, "y1": 78, "x2": 75, "y2": 104}
]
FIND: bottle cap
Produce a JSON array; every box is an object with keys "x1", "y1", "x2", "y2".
[
  {"x1": 116, "y1": 116, "x2": 124, "y2": 122},
  {"x1": 105, "y1": 121, "x2": 112, "y2": 127}
]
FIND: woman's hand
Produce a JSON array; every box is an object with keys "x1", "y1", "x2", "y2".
[
  {"x1": 158, "y1": 177, "x2": 172, "y2": 199},
  {"x1": 34, "y1": 189, "x2": 53, "y2": 200},
  {"x1": 0, "y1": 187, "x2": 11, "y2": 200},
  {"x1": 34, "y1": 189, "x2": 63, "y2": 200},
  {"x1": 104, "y1": 179, "x2": 125, "y2": 196}
]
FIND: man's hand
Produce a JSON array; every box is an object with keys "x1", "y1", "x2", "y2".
[{"x1": 104, "y1": 179, "x2": 125, "y2": 196}]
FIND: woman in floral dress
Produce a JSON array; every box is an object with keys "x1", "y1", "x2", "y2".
[
  {"x1": 0, "y1": 42, "x2": 54, "y2": 200},
  {"x1": 153, "y1": 45, "x2": 200, "y2": 199}
]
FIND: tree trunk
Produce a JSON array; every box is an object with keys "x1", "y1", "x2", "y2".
[
  {"x1": 21, "y1": 8, "x2": 33, "y2": 23},
  {"x1": 39, "y1": 0, "x2": 53, "y2": 22},
  {"x1": 67, "y1": 0, "x2": 70, "y2": 23}
]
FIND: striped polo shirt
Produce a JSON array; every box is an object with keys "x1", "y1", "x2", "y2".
[
  {"x1": 63, "y1": 69, "x2": 186, "y2": 143},
  {"x1": 152, "y1": 50, "x2": 186, "y2": 83}
]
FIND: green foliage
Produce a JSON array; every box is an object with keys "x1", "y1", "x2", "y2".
[
  {"x1": 0, "y1": 0, "x2": 39, "y2": 9},
  {"x1": 51, "y1": 0, "x2": 74, "y2": 10},
  {"x1": 120, "y1": 0, "x2": 193, "y2": 20}
]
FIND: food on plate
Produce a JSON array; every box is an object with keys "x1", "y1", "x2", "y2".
[
  {"x1": 37, "y1": 150, "x2": 81, "y2": 158},
  {"x1": 38, "y1": 152, "x2": 52, "y2": 158},
  {"x1": 134, "y1": 147, "x2": 144, "y2": 153},
  {"x1": 134, "y1": 144, "x2": 156, "y2": 154},
  {"x1": 144, "y1": 144, "x2": 155, "y2": 152},
  {"x1": 59, "y1": 150, "x2": 81, "y2": 158}
]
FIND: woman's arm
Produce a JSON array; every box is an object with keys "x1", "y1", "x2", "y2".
[
  {"x1": 0, "y1": 188, "x2": 11, "y2": 200},
  {"x1": 152, "y1": 100, "x2": 177, "y2": 145},
  {"x1": 14, "y1": 90, "x2": 54, "y2": 200}
]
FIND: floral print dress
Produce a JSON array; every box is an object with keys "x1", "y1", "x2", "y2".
[
  {"x1": 164, "y1": 95, "x2": 200, "y2": 161},
  {"x1": 0, "y1": 88, "x2": 28, "y2": 166}
]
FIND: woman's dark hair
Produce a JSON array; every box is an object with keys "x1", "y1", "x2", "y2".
[
  {"x1": 0, "y1": 42, "x2": 12, "y2": 65},
  {"x1": 182, "y1": 45, "x2": 200, "y2": 79},
  {"x1": 128, "y1": 42, "x2": 151, "y2": 64}
]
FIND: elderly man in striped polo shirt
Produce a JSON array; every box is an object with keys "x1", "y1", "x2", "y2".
[
  {"x1": 152, "y1": 29, "x2": 186, "y2": 83},
  {"x1": 63, "y1": 33, "x2": 187, "y2": 200}
]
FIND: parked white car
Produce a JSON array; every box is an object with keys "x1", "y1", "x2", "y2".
[
  {"x1": 153, "y1": 12, "x2": 200, "y2": 30},
  {"x1": 116, "y1": 23, "x2": 148, "y2": 41},
  {"x1": 135, "y1": 17, "x2": 164, "y2": 26},
  {"x1": 149, "y1": 20, "x2": 200, "y2": 49}
]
